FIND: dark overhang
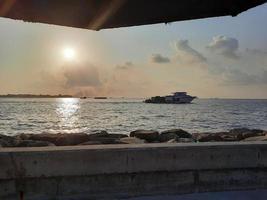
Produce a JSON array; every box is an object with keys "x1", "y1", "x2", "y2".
[{"x1": 0, "y1": 0, "x2": 266, "y2": 30}]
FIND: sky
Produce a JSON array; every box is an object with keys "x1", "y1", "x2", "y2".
[{"x1": 0, "y1": 3, "x2": 267, "y2": 98}]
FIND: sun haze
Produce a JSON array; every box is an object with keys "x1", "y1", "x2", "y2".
[{"x1": 63, "y1": 47, "x2": 75, "y2": 61}]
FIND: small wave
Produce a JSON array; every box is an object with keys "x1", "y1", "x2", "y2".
[{"x1": 155, "y1": 115, "x2": 167, "y2": 118}]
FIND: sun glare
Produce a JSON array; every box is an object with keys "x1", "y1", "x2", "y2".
[{"x1": 63, "y1": 47, "x2": 75, "y2": 60}]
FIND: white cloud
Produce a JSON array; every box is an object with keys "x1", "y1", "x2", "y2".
[{"x1": 207, "y1": 35, "x2": 239, "y2": 59}]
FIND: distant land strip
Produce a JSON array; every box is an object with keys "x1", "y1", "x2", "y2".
[{"x1": 0, "y1": 94, "x2": 73, "y2": 98}]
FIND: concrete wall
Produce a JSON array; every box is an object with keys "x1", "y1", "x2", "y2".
[{"x1": 1, "y1": 142, "x2": 267, "y2": 199}]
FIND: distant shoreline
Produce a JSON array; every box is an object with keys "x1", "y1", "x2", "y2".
[
  {"x1": 0, "y1": 94, "x2": 73, "y2": 98},
  {"x1": 0, "y1": 95, "x2": 266, "y2": 100}
]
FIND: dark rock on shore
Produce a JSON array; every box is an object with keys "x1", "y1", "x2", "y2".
[
  {"x1": 229, "y1": 128, "x2": 252, "y2": 135},
  {"x1": 237, "y1": 131, "x2": 265, "y2": 140},
  {"x1": 192, "y1": 132, "x2": 225, "y2": 142},
  {"x1": 130, "y1": 130, "x2": 159, "y2": 142},
  {"x1": 15, "y1": 140, "x2": 55, "y2": 147},
  {"x1": 192, "y1": 128, "x2": 266, "y2": 142},
  {"x1": 18, "y1": 131, "x2": 129, "y2": 146},
  {"x1": 88, "y1": 131, "x2": 128, "y2": 140},
  {"x1": 159, "y1": 129, "x2": 192, "y2": 142},
  {"x1": 1, "y1": 128, "x2": 267, "y2": 148},
  {"x1": 161, "y1": 129, "x2": 192, "y2": 138},
  {"x1": 86, "y1": 131, "x2": 128, "y2": 144},
  {"x1": 55, "y1": 133, "x2": 91, "y2": 146},
  {"x1": 159, "y1": 132, "x2": 177, "y2": 142},
  {"x1": 193, "y1": 131, "x2": 242, "y2": 142},
  {"x1": 87, "y1": 130, "x2": 109, "y2": 139},
  {"x1": 0, "y1": 135, "x2": 17, "y2": 147},
  {"x1": 18, "y1": 133, "x2": 91, "y2": 146}
]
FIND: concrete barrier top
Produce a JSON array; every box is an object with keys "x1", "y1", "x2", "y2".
[
  {"x1": 1, "y1": 142, "x2": 267, "y2": 180},
  {"x1": 1, "y1": 141, "x2": 267, "y2": 153}
]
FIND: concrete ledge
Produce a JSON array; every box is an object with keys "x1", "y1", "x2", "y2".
[{"x1": 1, "y1": 142, "x2": 267, "y2": 199}]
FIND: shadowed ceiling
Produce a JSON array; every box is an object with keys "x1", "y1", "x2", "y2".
[{"x1": 0, "y1": 0, "x2": 266, "y2": 30}]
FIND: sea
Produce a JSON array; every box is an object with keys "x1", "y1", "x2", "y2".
[{"x1": 0, "y1": 98, "x2": 266, "y2": 136}]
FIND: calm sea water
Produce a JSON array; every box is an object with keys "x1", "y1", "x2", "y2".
[{"x1": 0, "y1": 98, "x2": 266, "y2": 136}]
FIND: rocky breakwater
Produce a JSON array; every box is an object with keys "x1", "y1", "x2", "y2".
[{"x1": 0, "y1": 128, "x2": 267, "y2": 148}]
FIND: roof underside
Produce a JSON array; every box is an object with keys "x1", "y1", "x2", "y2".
[{"x1": 0, "y1": 0, "x2": 266, "y2": 30}]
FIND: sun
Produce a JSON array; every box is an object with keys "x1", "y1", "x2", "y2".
[{"x1": 63, "y1": 47, "x2": 75, "y2": 60}]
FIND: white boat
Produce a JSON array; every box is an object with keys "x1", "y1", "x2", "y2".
[
  {"x1": 145, "y1": 92, "x2": 196, "y2": 104},
  {"x1": 166, "y1": 92, "x2": 196, "y2": 104}
]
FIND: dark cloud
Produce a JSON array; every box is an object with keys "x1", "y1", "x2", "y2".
[
  {"x1": 63, "y1": 63, "x2": 102, "y2": 88},
  {"x1": 175, "y1": 40, "x2": 207, "y2": 63},
  {"x1": 207, "y1": 36, "x2": 239, "y2": 59},
  {"x1": 150, "y1": 54, "x2": 170, "y2": 64},
  {"x1": 116, "y1": 61, "x2": 133, "y2": 70}
]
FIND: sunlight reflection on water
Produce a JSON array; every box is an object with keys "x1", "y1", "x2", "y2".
[{"x1": 56, "y1": 98, "x2": 80, "y2": 129}]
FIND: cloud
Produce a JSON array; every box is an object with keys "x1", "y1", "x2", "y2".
[
  {"x1": 207, "y1": 36, "x2": 239, "y2": 59},
  {"x1": 116, "y1": 61, "x2": 133, "y2": 70},
  {"x1": 175, "y1": 40, "x2": 207, "y2": 63},
  {"x1": 63, "y1": 63, "x2": 102, "y2": 88},
  {"x1": 150, "y1": 54, "x2": 170, "y2": 64}
]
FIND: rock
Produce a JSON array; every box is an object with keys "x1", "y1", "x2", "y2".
[
  {"x1": 167, "y1": 139, "x2": 177, "y2": 143},
  {"x1": 18, "y1": 133, "x2": 60, "y2": 144},
  {"x1": 19, "y1": 133, "x2": 91, "y2": 146},
  {"x1": 107, "y1": 134, "x2": 128, "y2": 139},
  {"x1": 192, "y1": 133, "x2": 208, "y2": 141},
  {"x1": 161, "y1": 129, "x2": 192, "y2": 138},
  {"x1": 237, "y1": 132, "x2": 265, "y2": 140},
  {"x1": 86, "y1": 131, "x2": 129, "y2": 144},
  {"x1": 193, "y1": 132, "x2": 240, "y2": 142},
  {"x1": 192, "y1": 133, "x2": 223, "y2": 142},
  {"x1": 88, "y1": 132, "x2": 128, "y2": 140},
  {"x1": 130, "y1": 130, "x2": 159, "y2": 142},
  {"x1": 199, "y1": 134, "x2": 223, "y2": 142},
  {"x1": 159, "y1": 133, "x2": 178, "y2": 142},
  {"x1": 15, "y1": 132, "x2": 129, "y2": 146},
  {"x1": 119, "y1": 137, "x2": 145, "y2": 144},
  {"x1": 87, "y1": 131, "x2": 109, "y2": 139},
  {"x1": 78, "y1": 141, "x2": 103, "y2": 145},
  {"x1": 228, "y1": 128, "x2": 264, "y2": 136},
  {"x1": 159, "y1": 129, "x2": 192, "y2": 142},
  {"x1": 242, "y1": 135, "x2": 267, "y2": 142},
  {"x1": 15, "y1": 140, "x2": 55, "y2": 147},
  {"x1": 236, "y1": 130, "x2": 265, "y2": 140},
  {"x1": 220, "y1": 135, "x2": 238, "y2": 142},
  {"x1": 54, "y1": 133, "x2": 91, "y2": 146},
  {"x1": 229, "y1": 128, "x2": 251, "y2": 135},
  {"x1": 177, "y1": 138, "x2": 195, "y2": 143},
  {"x1": 0, "y1": 139, "x2": 12, "y2": 147},
  {"x1": 0, "y1": 135, "x2": 18, "y2": 147}
]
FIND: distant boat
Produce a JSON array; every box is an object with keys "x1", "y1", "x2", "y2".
[
  {"x1": 80, "y1": 97, "x2": 87, "y2": 99},
  {"x1": 94, "y1": 97, "x2": 107, "y2": 99},
  {"x1": 145, "y1": 92, "x2": 196, "y2": 104}
]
